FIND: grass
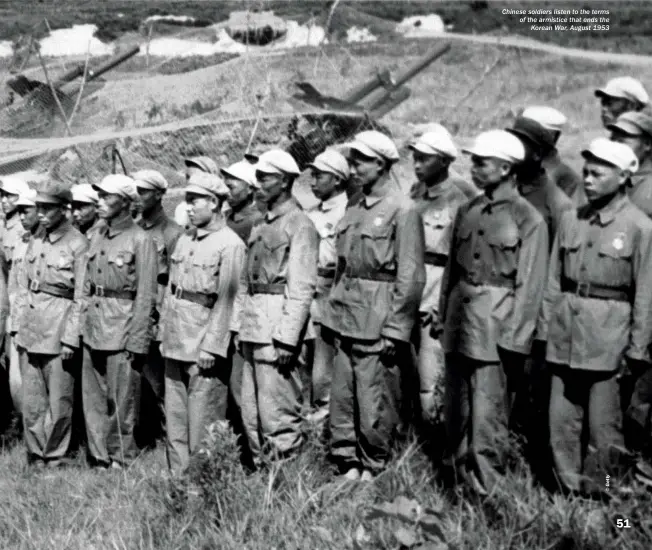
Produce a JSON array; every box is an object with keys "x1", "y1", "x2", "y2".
[{"x1": 1, "y1": 419, "x2": 651, "y2": 549}]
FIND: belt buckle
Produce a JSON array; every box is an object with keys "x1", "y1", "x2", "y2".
[
  {"x1": 174, "y1": 285, "x2": 183, "y2": 299},
  {"x1": 576, "y1": 281, "x2": 591, "y2": 297},
  {"x1": 95, "y1": 285, "x2": 105, "y2": 297},
  {"x1": 29, "y1": 279, "x2": 39, "y2": 292}
]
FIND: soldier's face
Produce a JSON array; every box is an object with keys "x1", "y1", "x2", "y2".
[
  {"x1": 137, "y1": 187, "x2": 162, "y2": 215},
  {"x1": 254, "y1": 172, "x2": 286, "y2": 205},
  {"x1": 310, "y1": 169, "x2": 340, "y2": 201},
  {"x1": 412, "y1": 151, "x2": 448, "y2": 184},
  {"x1": 71, "y1": 202, "x2": 97, "y2": 227},
  {"x1": 1, "y1": 192, "x2": 19, "y2": 215},
  {"x1": 225, "y1": 176, "x2": 252, "y2": 209},
  {"x1": 349, "y1": 152, "x2": 384, "y2": 190},
  {"x1": 185, "y1": 192, "x2": 217, "y2": 227},
  {"x1": 469, "y1": 156, "x2": 512, "y2": 189},
  {"x1": 97, "y1": 191, "x2": 127, "y2": 220},
  {"x1": 600, "y1": 96, "x2": 636, "y2": 128},
  {"x1": 18, "y1": 205, "x2": 39, "y2": 231},
  {"x1": 37, "y1": 203, "x2": 67, "y2": 231},
  {"x1": 610, "y1": 129, "x2": 650, "y2": 163},
  {"x1": 582, "y1": 159, "x2": 627, "y2": 201}
]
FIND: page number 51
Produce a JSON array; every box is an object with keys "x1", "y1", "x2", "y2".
[{"x1": 616, "y1": 519, "x2": 632, "y2": 529}]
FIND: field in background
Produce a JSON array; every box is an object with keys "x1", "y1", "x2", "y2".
[{"x1": 2, "y1": 2, "x2": 652, "y2": 549}]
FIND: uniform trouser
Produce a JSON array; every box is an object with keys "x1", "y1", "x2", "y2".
[
  {"x1": 310, "y1": 324, "x2": 335, "y2": 410},
  {"x1": 329, "y1": 337, "x2": 402, "y2": 473},
  {"x1": 413, "y1": 321, "x2": 445, "y2": 424},
  {"x1": 6, "y1": 333, "x2": 22, "y2": 414},
  {"x1": 165, "y1": 358, "x2": 231, "y2": 473},
  {"x1": 549, "y1": 364, "x2": 625, "y2": 493},
  {"x1": 241, "y1": 342, "x2": 304, "y2": 462},
  {"x1": 82, "y1": 347, "x2": 141, "y2": 466},
  {"x1": 21, "y1": 351, "x2": 75, "y2": 462},
  {"x1": 624, "y1": 367, "x2": 652, "y2": 454},
  {"x1": 443, "y1": 352, "x2": 510, "y2": 496},
  {"x1": 139, "y1": 340, "x2": 165, "y2": 444}
]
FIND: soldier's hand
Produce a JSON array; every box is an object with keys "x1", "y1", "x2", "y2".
[
  {"x1": 380, "y1": 337, "x2": 397, "y2": 364},
  {"x1": 60, "y1": 344, "x2": 76, "y2": 362},
  {"x1": 198, "y1": 350, "x2": 216, "y2": 370},
  {"x1": 274, "y1": 342, "x2": 295, "y2": 369}
]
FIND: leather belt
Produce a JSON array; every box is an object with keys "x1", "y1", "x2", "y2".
[
  {"x1": 249, "y1": 282, "x2": 285, "y2": 295},
  {"x1": 424, "y1": 251, "x2": 448, "y2": 267},
  {"x1": 460, "y1": 267, "x2": 515, "y2": 289},
  {"x1": 561, "y1": 276, "x2": 630, "y2": 302},
  {"x1": 90, "y1": 283, "x2": 136, "y2": 301},
  {"x1": 28, "y1": 279, "x2": 74, "y2": 300},
  {"x1": 345, "y1": 272, "x2": 396, "y2": 283},
  {"x1": 169, "y1": 283, "x2": 217, "y2": 309}
]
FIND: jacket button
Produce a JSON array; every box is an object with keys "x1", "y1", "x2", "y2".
[
  {"x1": 189, "y1": 250, "x2": 194, "y2": 256},
  {"x1": 253, "y1": 274, "x2": 259, "y2": 280},
  {"x1": 587, "y1": 242, "x2": 593, "y2": 248},
  {"x1": 36, "y1": 271, "x2": 41, "y2": 276},
  {"x1": 100, "y1": 250, "x2": 105, "y2": 255},
  {"x1": 95, "y1": 303, "x2": 99, "y2": 308},
  {"x1": 463, "y1": 297, "x2": 470, "y2": 304},
  {"x1": 478, "y1": 230, "x2": 484, "y2": 236},
  {"x1": 40, "y1": 253, "x2": 45, "y2": 258},
  {"x1": 473, "y1": 253, "x2": 480, "y2": 259}
]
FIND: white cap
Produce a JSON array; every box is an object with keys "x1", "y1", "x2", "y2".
[
  {"x1": 71, "y1": 183, "x2": 99, "y2": 205},
  {"x1": 581, "y1": 137, "x2": 639, "y2": 173},
  {"x1": 220, "y1": 160, "x2": 257, "y2": 187},
  {"x1": 521, "y1": 106, "x2": 567, "y2": 132},
  {"x1": 0, "y1": 176, "x2": 31, "y2": 197},
  {"x1": 344, "y1": 130, "x2": 400, "y2": 163},
  {"x1": 254, "y1": 150, "x2": 301, "y2": 176},
  {"x1": 133, "y1": 169, "x2": 169, "y2": 191},
  {"x1": 595, "y1": 77, "x2": 649, "y2": 106},
  {"x1": 185, "y1": 172, "x2": 230, "y2": 198},
  {"x1": 184, "y1": 156, "x2": 219, "y2": 175},
  {"x1": 462, "y1": 130, "x2": 525, "y2": 164},
  {"x1": 93, "y1": 174, "x2": 137, "y2": 200},
  {"x1": 307, "y1": 148, "x2": 350, "y2": 180},
  {"x1": 15, "y1": 188, "x2": 38, "y2": 207},
  {"x1": 408, "y1": 125, "x2": 458, "y2": 159}
]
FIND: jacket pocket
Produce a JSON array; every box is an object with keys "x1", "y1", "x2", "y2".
[{"x1": 359, "y1": 223, "x2": 396, "y2": 272}]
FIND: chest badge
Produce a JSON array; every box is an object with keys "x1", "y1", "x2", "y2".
[
  {"x1": 116, "y1": 256, "x2": 124, "y2": 267},
  {"x1": 373, "y1": 217, "x2": 383, "y2": 227},
  {"x1": 58, "y1": 257, "x2": 67, "y2": 269},
  {"x1": 612, "y1": 233, "x2": 625, "y2": 251}
]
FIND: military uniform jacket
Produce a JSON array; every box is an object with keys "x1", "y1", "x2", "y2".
[
  {"x1": 16, "y1": 222, "x2": 89, "y2": 354},
  {"x1": 8, "y1": 228, "x2": 43, "y2": 339},
  {"x1": 236, "y1": 198, "x2": 319, "y2": 347},
  {"x1": 626, "y1": 159, "x2": 652, "y2": 218},
  {"x1": 538, "y1": 194, "x2": 652, "y2": 371},
  {"x1": 409, "y1": 178, "x2": 468, "y2": 315},
  {"x1": 323, "y1": 178, "x2": 426, "y2": 343},
  {"x1": 227, "y1": 200, "x2": 264, "y2": 244},
  {"x1": 306, "y1": 192, "x2": 348, "y2": 324},
  {"x1": 543, "y1": 149, "x2": 582, "y2": 199},
  {"x1": 1, "y1": 212, "x2": 24, "y2": 278},
  {"x1": 159, "y1": 220, "x2": 245, "y2": 362},
  {"x1": 439, "y1": 187, "x2": 549, "y2": 361},
  {"x1": 138, "y1": 207, "x2": 183, "y2": 312},
  {"x1": 519, "y1": 169, "x2": 573, "y2": 248},
  {"x1": 82, "y1": 213, "x2": 158, "y2": 354}
]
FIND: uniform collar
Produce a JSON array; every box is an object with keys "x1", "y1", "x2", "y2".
[
  {"x1": 265, "y1": 197, "x2": 297, "y2": 222},
  {"x1": 106, "y1": 211, "x2": 135, "y2": 238},
  {"x1": 46, "y1": 220, "x2": 71, "y2": 243},
  {"x1": 362, "y1": 174, "x2": 393, "y2": 209},
  {"x1": 412, "y1": 177, "x2": 454, "y2": 201},
  {"x1": 319, "y1": 191, "x2": 348, "y2": 212},
  {"x1": 480, "y1": 184, "x2": 521, "y2": 212},
  {"x1": 229, "y1": 200, "x2": 257, "y2": 222},
  {"x1": 195, "y1": 216, "x2": 226, "y2": 240},
  {"x1": 582, "y1": 192, "x2": 627, "y2": 226},
  {"x1": 138, "y1": 205, "x2": 166, "y2": 230}
]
